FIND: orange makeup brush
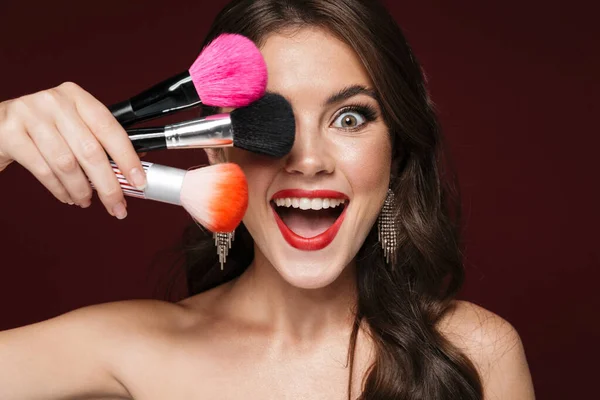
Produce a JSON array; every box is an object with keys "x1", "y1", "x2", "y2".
[{"x1": 107, "y1": 161, "x2": 248, "y2": 232}]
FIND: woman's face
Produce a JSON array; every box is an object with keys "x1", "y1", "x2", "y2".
[{"x1": 226, "y1": 27, "x2": 392, "y2": 289}]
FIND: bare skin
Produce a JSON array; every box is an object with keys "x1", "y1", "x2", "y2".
[
  {"x1": 0, "y1": 294, "x2": 534, "y2": 399},
  {"x1": 0, "y1": 28, "x2": 535, "y2": 400}
]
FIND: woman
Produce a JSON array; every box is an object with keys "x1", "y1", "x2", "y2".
[{"x1": 0, "y1": 0, "x2": 535, "y2": 399}]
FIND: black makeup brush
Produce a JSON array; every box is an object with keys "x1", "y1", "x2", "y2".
[{"x1": 126, "y1": 93, "x2": 295, "y2": 158}]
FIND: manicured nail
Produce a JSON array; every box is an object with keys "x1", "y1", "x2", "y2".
[
  {"x1": 129, "y1": 167, "x2": 147, "y2": 190},
  {"x1": 112, "y1": 202, "x2": 127, "y2": 220}
]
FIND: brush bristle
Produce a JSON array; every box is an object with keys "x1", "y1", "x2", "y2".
[
  {"x1": 189, "y1": 34, "x2": 267, "y2": 108},
  {"x1": 230, "y1": 93, "x2": 296, "y2": 158},
  {"x1": 180, "y1": 163, "x2": 248, "y2": 232}
]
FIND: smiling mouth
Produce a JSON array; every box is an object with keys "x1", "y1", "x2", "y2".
[
  {"x1": 270, "y1": 191, "x2": 349, "y2": 251},
  {"x1": 271, "y1": 197, "x2": 346, "y2": 236}
]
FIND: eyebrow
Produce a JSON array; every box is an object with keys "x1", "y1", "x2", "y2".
[
  {"x1": 264, "y1": 85, "x2": 379, "y2": 107},
  {"x1": 323, "y1": 85, "x2": 378, "y2": 106}
]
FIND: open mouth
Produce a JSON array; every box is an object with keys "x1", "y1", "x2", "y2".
[
  {"x1": 270, "y1": 191, "x2": 349, "y2": 251},
  {"x1": 271, "y1": 197, "x2": 346, "y2": 237}
]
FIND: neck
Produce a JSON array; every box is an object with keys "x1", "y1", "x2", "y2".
[{"x1": 224, "y1": 246, "x2": 358, "y2": 341}]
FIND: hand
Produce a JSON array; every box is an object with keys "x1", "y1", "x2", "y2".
[{"x1": 0, "y1": 82, "x2": 145, "y2": 219}]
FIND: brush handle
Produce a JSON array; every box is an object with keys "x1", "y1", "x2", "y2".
[
  {"x1": 125, "y1": 115, "x2": 234, "y2": 152},
  {"x1": 109, "y1": 71, "x2": 201, "y2": 127},
  {"x1": 127, "y1": 127, "x2": 168, "y2": 152},
  {"x1": 108, "y1": 161, "x2": 185, "y2": 205}
]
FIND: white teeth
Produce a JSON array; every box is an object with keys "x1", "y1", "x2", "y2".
[
  {"x1": 299, "y1": 198, "x2": 311, "y2": 210},
  {"x1": 272, "y1": 197, "x2": 347, "y2": 211},
  {"x1": 311, "y1": 198, "x2": 323, "y2": 210}
]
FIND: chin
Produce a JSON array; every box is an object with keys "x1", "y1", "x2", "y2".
[
  {"x1": 274, "y1": 259, "x2": 348, "y2": 289},
  {"x1": 263, "y1": 239, "x2": 354, "y2": 289}
]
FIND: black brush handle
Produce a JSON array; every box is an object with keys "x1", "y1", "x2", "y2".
[
  {"x1": 109, "y1": 71, "x2": 201, "y2": 127},
  {"x1": 126, "y1": 127, "x2": 167, "y2": 152}
]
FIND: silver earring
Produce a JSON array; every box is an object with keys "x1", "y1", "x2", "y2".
[
  {"x1": 378, "y1": 189, "x2": 398, "y2": 265},
  {"x1": 214, "y1": 231, "x2": 235, "y2": 270}
]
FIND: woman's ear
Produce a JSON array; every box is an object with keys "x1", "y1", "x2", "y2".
[
  {"x1": 204, "y1": 148, "x2": 227, "y2": 165},
  {"x1": 390, "y1": 143, "x2": 404, "y2": 181}
]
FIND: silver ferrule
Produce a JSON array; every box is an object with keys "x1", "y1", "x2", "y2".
[
  {"x1": 164, "y1": 114, "x2": 234, "y2": 149},
  {"x1": 144, "y1": 164, "x2": 186, "y2": 205}
]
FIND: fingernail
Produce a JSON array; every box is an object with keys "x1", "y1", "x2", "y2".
[
  {"x1": 129, "y1": 167, "x2": 147, "y2": 190},
  {"x1": 112, "y1": 202, "x2": 127, "y2": 220},
  {"x1": 80, "y1": 200, "x2": 92, "y2": 208}
]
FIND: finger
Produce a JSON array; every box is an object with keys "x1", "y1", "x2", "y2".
[
  {"x1": 20, "y1": 102, "x2": 94, "y2": 208},
  {"x1": 45, "y1": 86, "x2": 128, "y2": 219},
  {"x1": 5, "y1": 127, "x2": 74, "y2": 205},
  {"x1": 60, "y1": 83, "x2": 147, "y2": 191}
]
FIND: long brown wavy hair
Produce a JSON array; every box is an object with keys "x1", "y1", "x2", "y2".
[{"x1": 179, "y1": 0, "x2": 483, "y2": 398}]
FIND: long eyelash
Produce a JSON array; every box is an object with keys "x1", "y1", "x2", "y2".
[{"x1": 336, "y1": 103, "x2": 379, "y2": 123}]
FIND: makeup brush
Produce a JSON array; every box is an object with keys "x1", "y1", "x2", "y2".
[
  {"x1": 125, "y1": 93, "x2": 295, "y2": 158},
  {"x1": 109, "y1": 33, "x2": 267, "y2": 126},
  {"x1": 104, "y1": 161, "x2": 248, "y2": 232}
]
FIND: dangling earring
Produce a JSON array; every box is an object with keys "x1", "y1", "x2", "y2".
[
  {"x1": 214, "y1": 230, "x2": 235, "y2": 270},
  {"x1": 378, "y1": 188, "x2": 398, "y2": 265}
]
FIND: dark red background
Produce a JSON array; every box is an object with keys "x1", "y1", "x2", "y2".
[{"x1": 0, "y1": 0, "x2": 598, "y2": 398}]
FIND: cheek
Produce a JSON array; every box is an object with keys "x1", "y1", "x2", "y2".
[
  {"x1": 334, "y1": 132, "x2": 392, "y2": 193},
  {"x1": 225, "y1": 148, "x2": 278, "y2": 207}
]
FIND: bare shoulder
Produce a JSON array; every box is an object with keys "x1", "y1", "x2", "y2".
[
  {"x1": 49, "y1": 298, "x2": 200, "y2": 364},
  {"x1": 43, "y1": 299, "x2": 196, "y2": 356},
  {"x1": 0, "y1": 299, "x2": 192, "y2": 344},
  {"x1": 437, "y1": 300, "x2": 520, "y2": 359},
  {"x1": 437, "y1": 300, "x2": 536, "y2": 400},
  {"x1": 0, "y1": 299, "x2": 193, "y2": 400},
  {"x1": 56, "y1": 298, "x2": 192, "y2": 335}
]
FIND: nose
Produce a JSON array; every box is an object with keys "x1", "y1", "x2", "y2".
[{"x1": 284, "y1": 120, "x2": 335, "y2": 177}]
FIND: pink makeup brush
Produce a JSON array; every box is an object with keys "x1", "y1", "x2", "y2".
[
  {"x1": 105, "y1": 161, "x2": 248, "y2": 232},
  {"x1": 109, "y1": 33, "x2": 267, "y2": 126}
]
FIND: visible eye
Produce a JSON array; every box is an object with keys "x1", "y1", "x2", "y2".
[
  {"x1": 331, "y1": 105, "x2": 378, "y2": 131},
  {"x1": 333, "y1": 111, "x2": 366, "y2": 129}
]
